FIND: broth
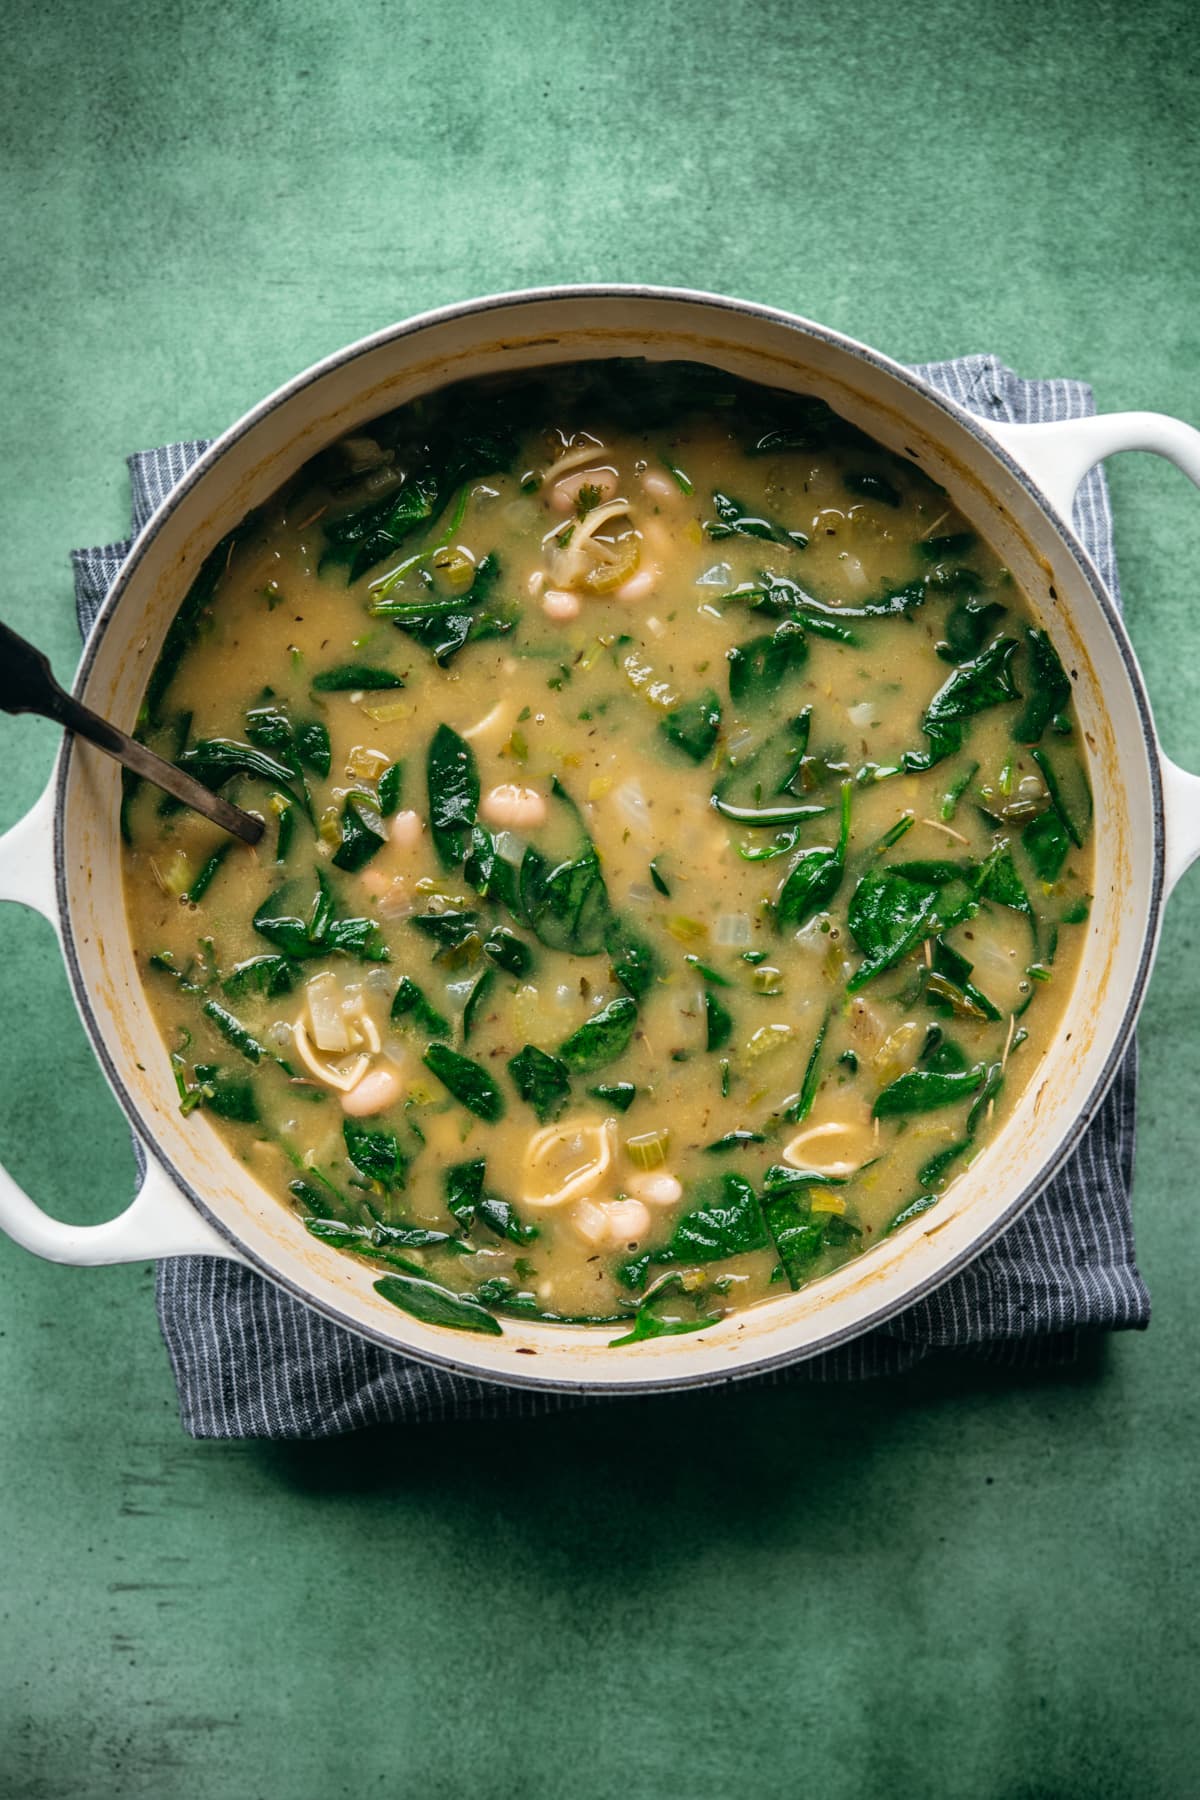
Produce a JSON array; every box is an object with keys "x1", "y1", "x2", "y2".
[{"x1": 121, "y1": 362, "x2": 1093, "y2": 1342}]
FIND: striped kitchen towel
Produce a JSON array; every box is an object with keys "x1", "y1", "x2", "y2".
[{"x1": 71, "y1": 355, "x2": 1149, "y2": 1437}]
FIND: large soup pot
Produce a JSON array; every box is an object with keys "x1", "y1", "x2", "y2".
[{"x1": 3, "y1": 287, "x2": 1200, "y2": 1393}]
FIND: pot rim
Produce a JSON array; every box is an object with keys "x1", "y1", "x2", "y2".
[{"x1": 54, "y1": 283, "x2": 1166, "y2": 1391}]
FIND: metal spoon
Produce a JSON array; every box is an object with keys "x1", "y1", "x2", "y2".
[{"x1": 0, "y1": 620, "x2": 265, "y2": 845}]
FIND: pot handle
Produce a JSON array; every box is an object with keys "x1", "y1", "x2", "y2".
[
  {"x1": 988, "y1": 410, "x2": 1200, "y2": 895},
  {"x1": 0, "y1": 783, "x2": 243, "y2": 1265}
]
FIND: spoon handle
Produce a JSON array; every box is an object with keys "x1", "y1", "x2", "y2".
[{"x1": 0, "y1": 620, "x2": 265, "y2": 846}]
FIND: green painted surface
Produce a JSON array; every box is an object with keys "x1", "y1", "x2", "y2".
[{"x1": 2, "y1": 1, "x2": 1199, "y2": 1794}]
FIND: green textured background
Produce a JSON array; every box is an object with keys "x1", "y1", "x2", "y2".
[{"x1": 2, "y1": 2, "x2": 1199, "y2": 1795}]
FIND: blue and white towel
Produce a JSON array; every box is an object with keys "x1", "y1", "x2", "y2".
[{"x1": 71, "y1": 356, "x2": 1149, "y2": 1437}]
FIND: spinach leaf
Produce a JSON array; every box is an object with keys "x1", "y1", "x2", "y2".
[
  {"x1": 1013, "y1": 627, "x2": 1071, "y2": 743},
  {"x1": 187, "y1": 843, "x2": 230, "y2": 903},
  {"x1": 222, "y1": 954, "x2": 298, "y2": 999},
  {"x1": 245, "y1": 701, "x2": 330, "y2": 784},
  {"x1": 409, "y1": 909, "x2": 481, "y2": 955},
  {"x1": 727, "y1": 620, "x2": 808, "y2": 706},
  {"x1": 705, "y1": 490, "x2": 808, "y2": 550},
  {"x1": 923, "y1": 938, "x2": 1002, "y2": 1023},
  {"x1": 589, "y1": 1081, "x2": 637, "y2": 1112},
  {"x1": 762, "y1": 1186, "x2": 825, "y2": 1286},
  {"x1": 936, "y1": 597, "x2": 1008, "y2": 663},
  {"x1": 423, "y1": 1043, "x2": 505, "y2": 1121},
  {"x1": 254, "y1": 871, "x2": 388, "y2": 962},
  {"x1": 734, "y1": 570, "x2": 928, "y2": 625},
  {"x1": 426, "y1": 724, "x2": 479, "y2": 868},
  {"x1": 462, "y1": 968, "x2": 494, "y2": 1042},
  {"x1": 204, "y1": 1077, "x2": 260, "y2": 1123},
  {"x1": 782, "y1": 1008, "x2": 829, "y2": 1125},
  {"x1": 507, "y1": 1045, "x2": 572, "y2": 1122},
  {"x1": 1020, "y1": 747, "x2": 1085, "y2": 884},
  {"x1": 373, "y1": 553, "x2": 512, "y2": 664},
  {"x1": 463, "y1": 824, "x2": 525, "y2": 918},
  {"x1": 558, "y1": 996, "x2": 638, "y2": 1075},
  {"x1": 1030, "y1": 745, "x2": 1086, "y2": 848},
  {"x1": 884, "y1": 1193, "x2": 939, "y2": 1235},
  {"x1": 652, "y1": 1172, "x2": 770, "y2": 1265},
  {"x1": 201, "y1": 1000, "x2": 267, "y2": 1065},
  {"x1": 844, "y1": 470, "x2": 901, "y2": 506},
  {"x1": 903, "y1": 636, "x2": 1021, "y2": 771},
  {"x1": 174, "y1": 1057, "x2": 260, "y2": 1123},
  {"x1": 296, "y1": 719, "x2": 332, "y2": 778},
  {"x1": 483, "y1": 926, "x2": 534, "y2": 976},
  {"x1": 1023, "y1": 809, "x2": 1071, "y2": 882},
  {"x1": 713, "y1": 798, "x2": 829, "y2": 828},
  {"x1": 332, "y1": 793, "x2": 387, "y2": 872},
  {"x1": 705, "y1": 988, "x2": 734, "y2": 1052},
  {"x1": 659, "y1": 688, "x2": 722, "y2": 763},
  {"x1": 873, "y1": 1063, "x2": 985, "y2": 1118},
  {"x1": 438, "y1": 1156, "x2": 535, "y2": 1245},
  {"x1": 761, "y1": 1171, "x2": 860, "y2": 1289},
  {"x1": 604, "y1": 915, "x2": 661, "y2": 1000},
  {"x1": 174, "y1": 737, "x2": 302, "y2": 806},
  {"x1": 390, "y1": 975, "x2": 451, "y2": 1038},
  {"x1": 917, "y1": 1140, "x2": 971, "y2": 1189},
  {"x1": 377, "y1": 761, "x2": 403, "y2": 816},
  {"x1": 444, "y1": 1157, "x2": 485, "y2": 1229},
  {"x1": 776, "y1": 780, "x2": 852, "y2": 930},
  {"x1": 846, "y1": 869, "x2": 941, "y2": 992},
  {"x1": 311, "y1": 663, "x2": 405, "y2": 692},
  {"x1": 374, "y1": 1272, "x2": 503, "y2": 1336},
  {"x1": 343, "y1": 1118, "x2": 407, "y2": 1192},
  {"x1": 609, "y1": 1272, "x2": 722, "y2": 1346},
  {"x1": 519, "y1": 783, "x2": 611, "y2": 955},
  {"x1": 704, "y1": 1130, "x2": 767, "y2": 1153},
  {"x1": 475, "y1": 1193, "x2": 538, "y2": 1246},
  {"x1": 306, "y1": 1219, "x2": 464, "y2": 1259},
  {"x1": 979, "y1": 844, "x2": 1034, "y2": 927}
]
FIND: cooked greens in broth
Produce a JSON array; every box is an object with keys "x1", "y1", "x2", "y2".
[{"x1": 122, "y1": 361, "x2": 1093, "y2": 1344}]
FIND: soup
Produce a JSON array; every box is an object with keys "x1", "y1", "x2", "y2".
[{"x1": 122, "y1": 361, "x2": 1093, "y2": 1343}]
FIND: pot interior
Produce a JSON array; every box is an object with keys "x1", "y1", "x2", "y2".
[{"x1": 57, "y1": 291, "x2": 1161, "y2": 1389}]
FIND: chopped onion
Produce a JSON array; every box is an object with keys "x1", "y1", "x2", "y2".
[
  {"x1": 364, "y1": 967, "x2": 394, "y2": 995},
  {"x1": 626, "y1": 882, "x2": 657, "y2": 907},
  {"x1": 267, "y1": 1020, "x2": 294, "y2": 1049},
  {"x1": 847, "y1": 701, "x2": 877, "y2": 728},
  {"x1": 713, "y1": 911, "x2": 752, "y2": 947},
  {"x1": 726, "y1": 726, "x2": 756, "y2": 760}
]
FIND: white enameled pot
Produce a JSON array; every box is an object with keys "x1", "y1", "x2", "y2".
[{"x1": 3, "y1": 286, "x2": 1200, "y2": 1394}]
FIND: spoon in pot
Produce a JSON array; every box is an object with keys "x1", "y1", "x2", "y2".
[{"x1": 0, "y1": 620, "x2": 265, "y2": 846}]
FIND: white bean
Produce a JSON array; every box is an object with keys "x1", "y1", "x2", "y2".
[
  {"x1": 626, "y1": 1170, "x2": 683, "y2": 1208},
  {"x1": 640, "y1": 469, "x2": 676, "y2": 501},
  {"x1": 605, "y1": 1198, "x2": 652, "y2": 1246},
  {"x1": 389, "y1": 808, "x2": 423, "y2": 851},
  {"x1": 542, "y1": 587, "x2": 582, "y2": 622},
  {"x1": 480, "y1": 783, "x2": 547, "y2": 829},
  {"x1": 615, "y1": 568, "x2": 655, "y2": 605},
  {"x1": 341, "y1": 1064, "x2": 403, "y2": 1117}
]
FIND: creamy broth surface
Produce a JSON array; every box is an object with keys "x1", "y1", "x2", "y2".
[{"x1": 122, "y1": 363, "x2": 1093, "y2": 1340}]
